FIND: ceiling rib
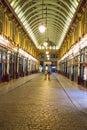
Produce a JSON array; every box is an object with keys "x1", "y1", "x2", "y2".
[{"x1": 8, "y1": 0, "x2": 81, "y2": 49}]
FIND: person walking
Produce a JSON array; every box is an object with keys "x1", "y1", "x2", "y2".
[
  {"x1": 48, "y1": 71, "x2": 51, "y2": 80},
  {"x1": 44, "y1": 70, "x2": 48, "y2": 80}
]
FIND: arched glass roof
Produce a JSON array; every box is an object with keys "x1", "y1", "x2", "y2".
[{"x1": 8, "y1": 0, "x2": 82, "y2": 49}]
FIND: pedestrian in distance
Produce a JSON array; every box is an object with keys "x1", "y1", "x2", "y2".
[
  {"x1": 48, "y1": 71, "x2": 51, "y2": 80},
  {"x1": 44, "y1": 70, "x2": 48, "y2": 80}
]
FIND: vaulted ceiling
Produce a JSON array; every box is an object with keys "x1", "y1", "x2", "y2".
[{"x1": 7, "y1": 0, "x2": 82, "y2": 50}]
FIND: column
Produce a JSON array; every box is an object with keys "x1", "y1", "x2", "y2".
[
  {"x1": 16, "y1": 51, "x2": 19, "y2": 78},
  {"x1": 6, "y1": 50, "x2": 10, "y2": 81},
  {"x1": 84, "y1": 9, "x2": 87, "y2": 34}
]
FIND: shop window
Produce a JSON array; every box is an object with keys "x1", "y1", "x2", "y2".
[{"x1": 0, "y1": 52, "x2": 1, "y2": 63}]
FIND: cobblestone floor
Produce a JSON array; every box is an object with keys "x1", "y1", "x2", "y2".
[{"x1": 0, "y1": 74, "x2": 87, "y2": 130}]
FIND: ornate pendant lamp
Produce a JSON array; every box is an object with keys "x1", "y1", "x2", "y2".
[{"x1": 38, "y1": 0, "x2": 46, "y2": 33}]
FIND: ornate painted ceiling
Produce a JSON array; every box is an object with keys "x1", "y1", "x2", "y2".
[{"x1": 7, "y1": 0, "x2": 82, "y2": 50}]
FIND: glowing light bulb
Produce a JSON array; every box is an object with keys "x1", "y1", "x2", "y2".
[
  {"x1": 46, "y1": 51, "x2": 49, "y2": 54},
  {"x1": 43, "y1": 42, "x2": 48, "y2": 47},
  {"x1": 38, "y1": 25, "x2": 46, "y2": 33}
]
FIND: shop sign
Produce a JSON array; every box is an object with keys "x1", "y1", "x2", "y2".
[
  {"x1": 60, "y1": 36, "x2": 87, "y2": 62},
  {"x1": 0, "y1": 35, "x2": 10, "y2": 48},
  {"x1": 82, "y1": 63, "x2": 87, "y2": 66},
  {"x1": 80, "y1": 36, "x2": 87, "y2": 49}
]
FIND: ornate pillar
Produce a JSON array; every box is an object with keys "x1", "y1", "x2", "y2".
[
  {"x1": 3, "y1": 7, "x2": 7, "y2": 36},
  {"x1": 16, "y1": 57, "x2": 18, "y2": 77},
  {"x1": 71, "y1": 30, "x2": 74, "y2": 45},
  {"x1": 0, "y1": 4, "x2": 4, "y2": 34},
  {"x1": 84, "y1": 7, "x2": 87, "y2": 34},
  {"x1": 16, "y1": 48, "x2": 19, "y2": 78},
  {"x1": 75, "y1": 19, "x2": 79, "y2": 42}
]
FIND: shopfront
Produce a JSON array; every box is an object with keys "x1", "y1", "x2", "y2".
[
  {"x1": 0, "y1": 47, "x2": 7, "y2": 82},
  {"x1": 19, "y1": 57, "x2": 23, "y2": 76}
]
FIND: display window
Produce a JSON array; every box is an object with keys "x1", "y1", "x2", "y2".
[
  {"x1": 9, "y1": 54, "x2": 15, "y2": 79},
  {"x1": 19, "y1": 57, "x2": 23, "y2": 76}
]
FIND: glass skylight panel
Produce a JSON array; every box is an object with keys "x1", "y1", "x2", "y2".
[
  {"x1": 9, "y1": 0, "x2": 80, "y2": 50},
  {"x1": 18, "y1": 10, "x2": 26, "y2": 19},
  {"x1": 25, "y1": 24, "x2": 29, "y2": 29},
  {"x1": 73, "y1": 0, "x2": 79, "y2": 7},
  {"x1": 13, "y1": 1, "x2": 20, "y2": 10},
  {"x1": 10, "y1": 1, "x2": 16, "y2": 7},
  {"x1": 70, "y1": 6, "x2": 76, "y2": 13},
  {"x1": 23, "y1": 20, "x2": 28, "y2": 25},
  {"x1": 15, "y1": 6, "x2": 20, "y2": 13},
  {"x1": 18, "y1": 12, "x2": 24, "y2": 18},
  {"x1": 15, "y1": 2, "x2": 24, "y2": 15},
  {"x1": 69, "y1": 13, "x2": 73, "y2": 19}
]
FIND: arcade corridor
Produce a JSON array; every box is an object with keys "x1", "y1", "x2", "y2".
[
  {"x1": 0, "y1": 73, "x2": 87, "y2": 130},
  {"x1": 0, "y1": 0, "x2": 87, "y2": 129}
]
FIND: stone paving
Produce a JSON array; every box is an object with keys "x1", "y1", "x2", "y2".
[
  {"x1": 54, "y1": 73, "x2": 87, "y2": 114},
  {"x1": 0, "y1": 73, "x2": 87, "y2": 130}
]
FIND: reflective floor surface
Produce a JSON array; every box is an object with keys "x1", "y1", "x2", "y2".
[{"x1": 0, "y1": 73, "x2": 87, "y2": 130}]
